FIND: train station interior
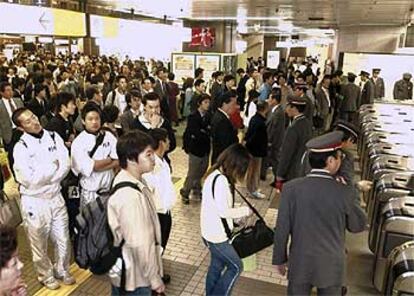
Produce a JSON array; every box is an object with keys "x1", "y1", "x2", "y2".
[{"x1": 0, "y1": 0, "x2": 414, "y2": 295}]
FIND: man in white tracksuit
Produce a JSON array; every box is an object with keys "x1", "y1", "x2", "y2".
[
  {"x1": 71, "y1": 102, "x2": 118, "y2": 208},
  {"x1": 12, "y1": 107, "x2": 74, "y2": 290}
]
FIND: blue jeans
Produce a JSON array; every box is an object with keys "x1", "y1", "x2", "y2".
[
  {"x1": 204, "y1": 239, "x2": 243, "y2": 296},
  {"x1": 111, "y1": 285, "x2": 151, "y2": 296}
]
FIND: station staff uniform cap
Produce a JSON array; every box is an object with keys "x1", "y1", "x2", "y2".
[
  {"x1": 347, "y1": 72, "x2": 357, "y2": 79},
  {"x1": 335, "y1": 120, "x2": 359, "y2": 139},
  {"x1": 287, "y1": 96, "x2": 307, "y2": 107},
  {"x1": 359, "y1": 70, "x2": 370, "y2": 77},
  {"x1": 403, "y1": 73, "x2": 412, "y2": 79},
  {"x1": 306, "y1": 131, "x2": 344, "y2": 153},
  {"x1": 372, "y1": 68, "x2": 381, "y2": 73}
]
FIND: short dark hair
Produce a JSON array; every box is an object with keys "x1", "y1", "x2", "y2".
[
  {"x1": 168, "y1": 72, "x2": 175, "y2": 81},
  {"x1": 12, "y1": 107, "x2": 30, "y2": 127},
  {"x1": 85, "y1": 85, "x2": 100, "y2": 101},
  {"x1": 270, "y1": 88, "x2": 282, "y2": 103},
  {"x1": 0, "y1": 81, "x2": 12, "y2": 92},
  {"x1": 248, "y1": 68, "x2": 258, "y2": 76},
  {"x1": 208, "y1": 143, "x2": 252, "y2": 185},
  {"x1": 248, "y1": 89, "x2": 260, "y2": 99},
  {"x1": 348, "y1": 75, "x2": 356, "y2": 83},
  {"x1": 126, "y1": 89, "x2": 142, "y2": 104},
  {"x1": 81, "y1": 101, "x2": 102, "y2": 120},
  {"x1": 142, "y1": 92, "x2": 160, "y2": 106},
  {"x1": 236, "y1": 68, "x2": 245, "y2": 75},
  {"x1": 322, "y1": 74, "x2": 331, "y2": 81},
  {"x1": 56, "y1": 92, "x2": 76, "y2": 112},
  {"x1": 223, "y1": 74, "x2": 235, "y2": 84},
  {"x1": 143, "y1": 76, "x2": 155, "y2": 85},
  {"x1": 34, "y1": 83, "x2": 47, "y2": 96},
  {"x1": 149, "y1": 128, "x2": 168, "y2": 150},
  {"x1": 218, "y1": 91, "x2": 237, "y2": 107},
  {"x1": 116, "y1": 75, "x2": 127, "y2": 83},
  {"x1": 194, "y1": 79, "x2": 205, "y2": 88},
  {"x1": 102, "y1": 105, "x2": 120, "y2": 124},
  {"x1": 195, "y1": 67, "x2": 204, "y2": 78},
  {"x1": 308, "y1": 150, "x2": 339, "y2": 169},
  {"x1": 12, "y1": 77, "x2": 25, "y2": 89},
  {"x1": 117, "y1": 130, "x2": 154, "y2": 169},
  {"x1": 197, "y1": 93, "x2": 211, "y2": 106},
  {"x1": 0, "y1": 225, "x2": 18, "y2": 270},
  {"x1": 294, "y1": 104, "x2": 306, "y2": 114},
  {"x1": 256, "y1": 100, "x2": 269, "y2": 112},
  {"x1": 155, "y1": 68, "x2": 165, "y2": 77},
  {"x1": 263, "y1": 71, "x2": 272, "y2": 82}
]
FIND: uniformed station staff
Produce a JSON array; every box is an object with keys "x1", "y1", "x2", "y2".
[
  {"x1": 272, "y1": 131, "x2": 367, "y2": 296},
  {"x1": 393, "y1": 73, "x2": 413, "y2": 101}
]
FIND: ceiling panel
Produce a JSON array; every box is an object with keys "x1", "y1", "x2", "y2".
[{"x1": 89, "y1": 0, "x2": 414, "y2": 27}]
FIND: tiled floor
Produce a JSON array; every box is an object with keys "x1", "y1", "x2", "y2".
[{"x1": 5, "y1": 127, "x2": 379, "y2": 295}]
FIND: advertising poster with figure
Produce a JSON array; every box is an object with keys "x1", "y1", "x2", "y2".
[
  {"x1": 190, "y1": 27, "x2": 215, "y2": 48},
  {"x1": 172, "y1": 53, "x2": 195, "y2": 83}
]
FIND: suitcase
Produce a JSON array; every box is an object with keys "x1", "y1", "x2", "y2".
[
  {"x1": 368, "y1": 173, "x2": 414, "y2": 251},
  {"x1": 383, "y1": 241, "x2": 414, "y2": 296},
  {"x1": 373, "y1": 203, "x2": 414, "y2": 292}
]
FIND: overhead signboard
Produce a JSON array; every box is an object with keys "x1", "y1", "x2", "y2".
[
  {"x1": 195, "y1": 55, "x2": 220, "y2": 80},
  {"x1": 0, "y1": 3, "x2": 85, "y2": 36},
  {"x1": 171, "y1": 53, "x2": 195, "y2": 83},
  {"x1": 267, "y1": 50, "x2": 280, "y2": 69}
]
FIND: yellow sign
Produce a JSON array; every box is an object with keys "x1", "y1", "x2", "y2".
[{"x1": 53, "y1": 9, "x2": 85, "y2": 36}]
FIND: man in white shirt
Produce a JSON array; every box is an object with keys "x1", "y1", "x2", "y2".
[
  {"x1": 12, "y1": 107, "x2": 74, "y2": 290},
  {"x1": 105, "y1": 75, "x2": 128, "y2": 114},
  {"x1": 71, "y1": 102, "x2": 119, "y2": 208},
  {"x1": 143, "y1": 128, "x2": 176, "y2": 283}
]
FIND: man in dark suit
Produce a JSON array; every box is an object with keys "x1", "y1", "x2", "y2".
[
  {"x1": 245, "y1": 100, "x2": 269, "y2": 199},
  {"x1": 0, "y1": 81, "x2": 24, "y2": 173},
  {"x1": 120, "y1": 89, "x2": 142, "y2": 134},
  {"x1": 276, "y1": 97, "x2": 313, "y2": 190},
  {"x1": 153, "y1": 67, "x2": 170, "y2": 121},
  {"x1": 370, "y1": 68, "x2": 385, "y2": 100},
  {"x1": 339, "y1": 73, "x2": 360, "y2": 123},
  {"x1": 261, "y1": 89, "x2": 285, "y2": 183},
  {"x1": 273, "y1": 131, "x2": 366, "y2": 296},
  {"x1": 236, "y1": 68, "x2": 249, "y2": 111},
  {"x1": 359, "y1": 70, "x2": 375, "y2": 106},
  {"x1": 181, "y1": 94, "x2": 211, "y2": 204},
  {"x1": 290, "y1": 81, "x2": 314, "y2": 121},
  {"x1": 210, "y1": 91, "x2": 239, "y2": 164},
  {"x1": 315, "y1": 75, "x2": 333, "y2": 132},
  {"x1": 27, "y1": 83, "x2": 49, "y2": 120}
]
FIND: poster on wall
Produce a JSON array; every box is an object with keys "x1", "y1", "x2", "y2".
[
  {"x1": 267, "y1": 50, "x2": 280, "y2": 69},
  {"x1": 172, "y1": 53, "x2": 195, "y2": 83},
  {"x1": 196, "y1": 55, "x2": 220, "y2": 80},
  {"x1": 222, "y1": 54, "x2": 237, "y2": 75},
  {"x1": 190, "y1": 27, "x2": 215, "y2": 48}
]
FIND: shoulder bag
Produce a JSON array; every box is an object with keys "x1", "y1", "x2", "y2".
[
  {"x1": 212, "y1": 174, "x2": 274, "y2": 258},
  {"x1": 0, "y1": 191, "x2": 22, "y2": 227}
]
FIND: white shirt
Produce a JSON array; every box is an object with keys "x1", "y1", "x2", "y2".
[
  {"x1": 322, "y1": 86, "x2": 331, "y2": 108},
  {"x1": 106, "y1": 89, "x2": 127, "y2": 114},
  {"x1": 71, "y1": 130, "x2": 118, "y2": 192},
  {"x1": 13, "y1": 130, "x2": 70, "y2": 198},
  {"x1": 243, "y1": 102, "x2": 257, "y2": 127},
  {"x1": 200, "y1": 170, "x2": 250, "y2": 243},
  {"x1": 143, "y1": 155, "x2": 176, "y2": 214},
  {"x1": 2, "y1": 98, "x2": 17, "y2": 128}
]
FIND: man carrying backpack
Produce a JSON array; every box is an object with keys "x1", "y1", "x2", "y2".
[{"x1": 107, "y1": 130, "x2": 165, "y2": 296}]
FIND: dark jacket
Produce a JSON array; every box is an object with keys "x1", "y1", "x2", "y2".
[
  {"x1": 370, "y1": 77, "x2": 385, "y2": 99},
  {"x1": 245, "y1": 112, "x2": 268, "y2": 157},
  {"x1": 236, "y1": 74, "x2": 249, "y2": 110},
  {"x1": 45, "y1": 114, "x2": 75, "y2": 143},
  {"x1": 183, "y1": 110, "x2": 211, "y2": 157},
  {"x1": 277, "y1": 115, "x2": 313, "y2": 181},
  {"x1": 340, "y1": 83, "x2": 360, "y2": 112},
  {"x1": 273, "y1": 170, "x2": 366, "y2": 287},
  {"x1": 132, "y1": 116, "x2": 176, "y2": 154},
  {"x1": 27, "y1": 97, "x2": 49, "y2": 120},
  {"x1": 360, "y1": 80, "x2": 375, "y2": 106},
  {"x1": 211, "y1": 110, "x2": 238, "y2": 163},
  {"x1": 120, "y1": 109, "x2": 138, "y2": 133},
  {"x1": 267, "y1": 105, "x2": 286, "y2": 159}
]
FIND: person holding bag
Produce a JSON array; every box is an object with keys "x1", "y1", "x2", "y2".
[{"x1": 200, "y1": 144, "x2": 253, "y2": 296}]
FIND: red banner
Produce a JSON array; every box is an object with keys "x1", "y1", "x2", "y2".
[{"x1": 190, "y1": 27, "x2": 215, "y2": 48}]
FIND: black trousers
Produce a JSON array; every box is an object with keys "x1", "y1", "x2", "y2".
[{"x1": 158, "y1": 212, "x2": 172, "y2": 251}]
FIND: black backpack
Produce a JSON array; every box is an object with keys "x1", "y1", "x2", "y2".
[{"x1": 74, "y1": 181, "x2": 141, "y2": 275}]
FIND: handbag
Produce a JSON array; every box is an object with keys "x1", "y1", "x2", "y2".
[
  {"x1": 0, "y1": 191, "x2": 22, "y2": 227},
  {"x1": 212, "y1": 174, "x2": 274, "y2": 258}
]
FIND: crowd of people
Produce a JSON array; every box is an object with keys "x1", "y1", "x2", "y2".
[{"x1": 0, "y1": 49, "x2": 412, "y2": 296}]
